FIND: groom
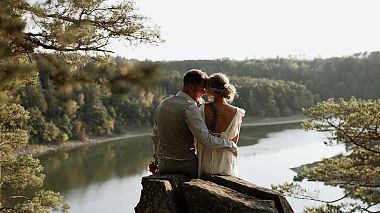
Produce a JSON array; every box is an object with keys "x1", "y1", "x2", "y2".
[{"x1": 151, "y1": 69, "x2": 237, "y2": 178}]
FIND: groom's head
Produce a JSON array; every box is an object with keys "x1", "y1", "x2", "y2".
[{"x1": 182, "y1": 69, "x2": 208, "y2": 101}]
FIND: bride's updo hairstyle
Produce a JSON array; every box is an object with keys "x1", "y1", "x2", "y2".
[{"x1": 206, "y1": 73, "x2": 237, "y2": 103}]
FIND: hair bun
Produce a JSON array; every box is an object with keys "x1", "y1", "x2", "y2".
[{"x1": 207, "y1": 73, "x2": 236, "y2": 103}]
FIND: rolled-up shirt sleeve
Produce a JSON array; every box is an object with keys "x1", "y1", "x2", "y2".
[{"x1": 185, "y1": 104, "x2": 237, "y2": 151}]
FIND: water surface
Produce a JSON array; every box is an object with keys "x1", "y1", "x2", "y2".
[{"x1": 39, "y1": 123, "x2": 346, "y2": 212}]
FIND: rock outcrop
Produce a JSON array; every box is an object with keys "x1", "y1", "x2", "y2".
[{"x1": 135, "y1": 174, "x2": 294, "y2": 213}]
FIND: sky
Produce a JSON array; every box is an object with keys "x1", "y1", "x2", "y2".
[{"x1": 109, "y1": 0, "x2": 380, "y2": 61}]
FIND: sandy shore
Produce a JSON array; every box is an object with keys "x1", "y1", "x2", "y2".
[
  {"x1": 18, "y1": 115, "x2": 307, "y2": 157},
  {"x1": 17, "y1": 131, "x2": 151, "y2": 157}
]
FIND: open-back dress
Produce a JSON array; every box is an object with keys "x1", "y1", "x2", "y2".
[{"x1": 197, "y1": 104, "x2": 245, "y2": 177}]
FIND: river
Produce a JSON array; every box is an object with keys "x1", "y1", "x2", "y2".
[{"x1": 38, "y1": 122, "x2": 347, "y2": 212}]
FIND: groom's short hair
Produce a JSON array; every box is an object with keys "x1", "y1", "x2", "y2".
[{"x1": 183, "y1": 69, "x2": 208, "y2": 86}]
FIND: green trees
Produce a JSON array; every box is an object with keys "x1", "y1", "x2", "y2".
[
  {"x1": 273, "y1": 98, "x2": 380, "y2": 212},
  {"x1": 162, "y1": 53, "x2": 380, "y2": 101},
  {"x1": 0, "y1": 104, "x2": 69, "y2": 212},
  {"x1": 79, "y1": 84, "x2": 114, "y2": 135},
  {"x1": 18, "y1": 59, "x2": 162, "y2": 143},
  {"x1": 27, "y1": 107, "x2": 61, "y2": 144},
  {"x1": 1, "y1": 0, "x2": 162, "y2": 211},
  {"x1": 232, "y1": 77, "x2": 315, "y2": 117}
]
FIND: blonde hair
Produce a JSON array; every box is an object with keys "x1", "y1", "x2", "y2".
[{"x1": 206, "y1": 73, "x2": 236, "y2": 103}]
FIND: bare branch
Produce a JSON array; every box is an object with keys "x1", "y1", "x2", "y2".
[
  {"x1": 290, "y1": 191, "x2": 351, "y2": 204},
  {"x1": 1, "y1": 195, "x2": 31, "y2": 202},
  {"x1": 24, "y1": 36, "x2": 114, "y2": 53},
  {"x1": 326, "y1": 120, "x2": 380, "y2": 154}
]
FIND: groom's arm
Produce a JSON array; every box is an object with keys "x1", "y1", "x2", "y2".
[{"x1": 185, "y1": 104, "x2": 237, "y2": 152}]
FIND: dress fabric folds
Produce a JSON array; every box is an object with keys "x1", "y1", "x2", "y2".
[{"x1": 197, "y1": 105, "x2": 245, "y2": 177}]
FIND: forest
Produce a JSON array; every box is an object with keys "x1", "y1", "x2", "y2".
[{"x1": 17, "y1": 52, "x2": 380, "y2": 145}]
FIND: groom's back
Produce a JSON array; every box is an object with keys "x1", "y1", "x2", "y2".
[{"x1": 156, "y1": 95, "x2": 196, "y2": 160}]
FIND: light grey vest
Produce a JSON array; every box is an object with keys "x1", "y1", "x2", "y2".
[{"x1": 156, "y1": 95, "x2": 197, "y2": 160}]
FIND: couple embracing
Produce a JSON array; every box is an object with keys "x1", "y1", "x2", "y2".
[{"x1": 152, "y1": 69, "x2": 245, "y2": 178}]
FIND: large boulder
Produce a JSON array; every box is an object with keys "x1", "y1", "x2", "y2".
[
  {"x1": 202, "y1": 174, "x2": 294, "y2": 213},
  {"x1": 135, "y1": 174, "x2": 293, "y2": 213},
  {"x1": 183, "y1": 179, "x2": 278, "y2": 213},
  {"x1": 134, "y1": 174, "x2": 190, "y2": 213}
]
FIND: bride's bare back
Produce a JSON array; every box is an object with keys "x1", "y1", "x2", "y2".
[{"x1": 204, "y1": 102, "x2": 238, "y2": 142}]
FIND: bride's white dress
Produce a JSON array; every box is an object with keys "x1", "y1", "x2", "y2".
[{"x1": 197, "y1": 104, "x2": 245, "y2": 177}]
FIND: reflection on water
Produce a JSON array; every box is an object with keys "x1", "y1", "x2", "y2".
[
  {"x1": 238, "y1": 123, "x2": 301, "y2": 147},
  {"x1": 38, "y1": 123, "x2": 346, "y2": 212},
  {"x1": 39, "y1": 135, "x2": 153, "y2": 193}
]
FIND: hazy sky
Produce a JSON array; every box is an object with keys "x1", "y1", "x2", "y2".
[{"x1": 109, "y1": 0, "x2": 380, "y2": 61}]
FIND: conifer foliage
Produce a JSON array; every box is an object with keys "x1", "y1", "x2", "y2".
[
  {"x1": 0, "y1": 0, "x2": 162, "y2": 211},
  {"x1": 273, "y1": 98, "x2": 380, "y2": 212}
]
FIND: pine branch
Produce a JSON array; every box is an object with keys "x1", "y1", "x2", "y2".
[
  {"x1": 24, "y1": 35, "x2": 114, "y2": 53},
  {"x1": 326, "y1": 120, "x2": 380, "y2": 154},
  {"x1": 1, "y1": 195, "x2": 30, "y2": 202},
  {"x1": 0, "y1": 207, "x2": 18, "y2": 213},
  {"x1": 291, "y1": 191, "x2": 351, "y2": 204},
  {"x1": 361, "y1": 203, "x2": 380, "y2": 213}
]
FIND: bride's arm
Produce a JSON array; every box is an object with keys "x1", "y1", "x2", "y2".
[{"x1": 185, "y1": 104, "x2": 237, "y2": 153}]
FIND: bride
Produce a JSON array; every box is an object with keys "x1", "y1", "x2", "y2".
[{"x1": 197, "y1": 73, "x2": 245, "y2": 177}]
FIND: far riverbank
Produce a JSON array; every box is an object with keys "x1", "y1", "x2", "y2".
[{"x1": 18, "y1": 115, "x2": 307, "y2": 157}]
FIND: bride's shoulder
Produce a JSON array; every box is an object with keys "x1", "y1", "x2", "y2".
[{"x1": 232, "y1": 105, "x2": 245, "y2": 117}]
